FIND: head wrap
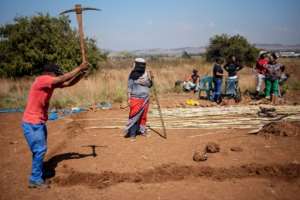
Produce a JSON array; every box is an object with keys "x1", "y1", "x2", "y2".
[{"x1": 129, "y1": 58, "x2": 146, "y2": 80}]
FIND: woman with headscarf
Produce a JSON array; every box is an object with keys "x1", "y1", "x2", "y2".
[{"x1": 124, "y1": 58, "x2": 153, "y2": 140}]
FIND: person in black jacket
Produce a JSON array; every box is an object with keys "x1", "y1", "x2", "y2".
[{"x1": 224, "y1": 56, "x2": 243, "y2": 97}]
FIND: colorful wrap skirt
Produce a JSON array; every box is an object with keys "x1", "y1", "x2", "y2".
[{"x1": 124, "y1": 97, "x2": 149, "y2": 137}]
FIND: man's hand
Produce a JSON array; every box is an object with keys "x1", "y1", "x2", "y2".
[
  {"x1": 53, "y1": 62, "x2": 89, "y2": 86},
  {"x1": 79, "y1": 62, "x2": 89, "y2": 71}
]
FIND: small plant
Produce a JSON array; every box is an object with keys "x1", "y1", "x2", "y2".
[{"x1": 113, "y1": 86, "x2": 126, "y2": 103}]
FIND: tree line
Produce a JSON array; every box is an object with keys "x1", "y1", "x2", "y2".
[{"x1": 0, "y1": 13, "x2": 259, "y2": 78}]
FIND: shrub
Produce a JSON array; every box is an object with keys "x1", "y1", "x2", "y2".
[
  {"x1": 0, "y1": 13, "x2": 106, "y2": 78},
  {"x1": 206, "y1": 34, "x2": 259, "y2": 65}
]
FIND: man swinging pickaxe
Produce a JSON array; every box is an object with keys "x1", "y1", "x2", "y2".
[{"x1": 60, "y1": 4, "x2": 101, "y2": 63}]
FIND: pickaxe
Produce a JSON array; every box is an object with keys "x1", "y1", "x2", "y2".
[
  {"x1": 82, "y1": 145, "x2": 106, "y2": 157},
  {"x1": 60, "y1": 4, "x2": 101, "y2": 63}
]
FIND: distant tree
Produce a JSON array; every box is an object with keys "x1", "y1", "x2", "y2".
[
  {"x1": 181, "y1": 51, "x2": 191, "y2": 59},
  {"x1": 0, "y1": 13, "x2": 106, "y2": 77},
  {"x1": 206, "y1": 34, "x2": 259, "y2": 65}
]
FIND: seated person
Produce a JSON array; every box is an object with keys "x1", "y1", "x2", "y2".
[{"x1": 182, "y1": 69, "x2": 200, "y2": 92}]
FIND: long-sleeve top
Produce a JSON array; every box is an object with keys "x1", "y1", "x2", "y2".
[
  {"x1": 128, "y1": 72, "x2": 153, "y2": 99},
  {"x1": 265, "y1": 63, "x2": 283, "y2": 81},
  {"x1": 224, "y1": 62, "x2": 243, "y2": 77}
]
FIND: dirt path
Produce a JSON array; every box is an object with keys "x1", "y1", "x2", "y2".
[{"x1": 0, "y1": 104, "x2": 300, "y2": 200}]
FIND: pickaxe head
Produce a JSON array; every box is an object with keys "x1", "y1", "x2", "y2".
[
  {"x1": 60, "y1": 4, "x2": 101, "y2": 15},
  {"x1": 82, "y1": 145, "x2": 107, "y2": 157}
]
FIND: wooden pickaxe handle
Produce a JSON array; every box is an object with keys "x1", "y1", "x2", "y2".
[
  {"x1": 60, "y1": 4, "x2": 101, "y2": 64},
  {"x1": 76, "y1": 12, "x2": 87, "y2": 63}
]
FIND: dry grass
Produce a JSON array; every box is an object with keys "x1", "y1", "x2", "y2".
[
  {"x1": 0, "y1": 78, "x2": 30, "y2": 108},
  {"x1": 0, "y1": 57, "x2": 299, "y2": 109},
  {"x1": 280, "y1": 58, "x2": 300, "y2": 90}
]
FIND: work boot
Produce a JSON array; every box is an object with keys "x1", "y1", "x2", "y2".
[{"x1": 28, "y1": 180, "x2": 50, "y2": 189}]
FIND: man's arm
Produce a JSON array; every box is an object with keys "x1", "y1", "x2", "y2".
[
  {"x1": 237, "y1": 64, "x2": 244, "y2": 71},
  {"x1": 216, "y1": 72, "x2": 223, "y2": 76},
  {"x1": 215, "y1": 66, "x2": 224, "y2": 76},
  {"x1": 59, "y1": 71, "x2": 86, "y2": 88},
  {"x1": 52, "y1": 62, "x2": 88, "y2": 86},
  {"x1": 224, "y1": 64, "x2": 229, "y2": 72}
]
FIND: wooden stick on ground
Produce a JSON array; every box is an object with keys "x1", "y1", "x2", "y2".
[{"x1": 149, "y1": 70, "x2": 167, "y2": 139}]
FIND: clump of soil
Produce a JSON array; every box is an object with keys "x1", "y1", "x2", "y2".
[
  {"x1": 193, "y1": 142, "x2": 220, "y2": 162},
  {"x1": 259, "y1": 121, "x2": 300, "y2": 137},
  {"x1": 193, "y1": 151, "x2": 208, "y2": 162},
  {"x1": 258, "y1": 107, "x2": 277, "y2": 118},
  {"x1": 230, "y1": 147, "x2": 243, "y2": 152},
  {"x1": 206, "y1": 142, "x2": 220, "y2": 153}
]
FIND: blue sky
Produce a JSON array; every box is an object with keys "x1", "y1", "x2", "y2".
[{"x1": 1, "y1": 0, "x2": 300, "y2": 50}]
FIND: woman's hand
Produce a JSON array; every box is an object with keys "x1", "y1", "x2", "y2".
[{"x1": 148, "y1": 70, "x2": 154, "y2": 80}]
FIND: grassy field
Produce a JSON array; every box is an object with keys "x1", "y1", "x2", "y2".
[{"x1": 0, "y1": 57, "x2": 299, "y2": 109}]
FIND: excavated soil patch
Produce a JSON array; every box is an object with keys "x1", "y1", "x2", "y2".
[
  {"x1": 53, "y1": 163, "x2": 300, "y2": 190},
  {"x1": 258, "y1": 121, "x2": 300, "y2": 137}
]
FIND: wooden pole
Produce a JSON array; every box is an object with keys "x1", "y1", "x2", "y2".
[
  {"x1": 149, "y1": 70, "x2": 167, "y2": 139},
  {"x1": 75, "y1": 5, "x2": 87, "y2": 63}
]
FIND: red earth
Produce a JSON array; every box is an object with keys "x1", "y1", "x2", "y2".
[{"x1": 0, "y1": 94, "x2": 300, "y2": 200}]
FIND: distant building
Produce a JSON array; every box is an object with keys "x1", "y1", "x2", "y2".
[{"x1": 279, "y1": 51, "x2": 300, "y2": 58}]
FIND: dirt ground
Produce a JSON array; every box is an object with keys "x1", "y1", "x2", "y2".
[{"x1": 1, "y1": 94, "x2": 300, "y2": 200}]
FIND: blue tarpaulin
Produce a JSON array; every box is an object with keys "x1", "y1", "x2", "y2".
[
  {"x1": 0, "y1": 102, "x2": 112, "y2": 121},
  {"x1": 0, "y1": 108, "x2": 24, "y2": 113}
]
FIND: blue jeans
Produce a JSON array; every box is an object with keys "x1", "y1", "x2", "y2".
[
  {"x1": 213, "y1": 78, "x2": 222, "y2": 102},
  {"x1": 22, "y1": 122, "x2": 48, "y2": 183},
  {"x1": 226, "y1": 78, "x2": 237, "y2": 96}
]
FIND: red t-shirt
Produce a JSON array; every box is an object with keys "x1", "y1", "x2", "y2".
[
  {"x1": 23, "y1": 75, "x2": 56, "y2": 124},
  {"x1": 256, "y1": 58, "x2": 268, "y2": 75}
]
